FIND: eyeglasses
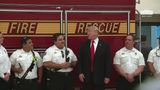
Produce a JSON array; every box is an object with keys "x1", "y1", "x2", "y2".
[{"x1": 61, "y1": 51, "x2": 64, "y2": 58}]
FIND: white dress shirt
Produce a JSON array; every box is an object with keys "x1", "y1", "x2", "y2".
[
  {"x1": 10, "y1": 49, "x2": 42, "y2": 79},
  {"x1": 43, "y1": 45, "x2": 77, "y2": 72},
  {"x1": 0, "y1": 45, "x2": 11, "y2": 78},
  {"x1": 147, "y1": 47, "x2": 160, "y2": 74},
  {"x1": 90, "y1": 37, "x2": 99, "y2": 53},
  {"x1": 114, "y1": 47, "x2": 145, "y2": 74}
]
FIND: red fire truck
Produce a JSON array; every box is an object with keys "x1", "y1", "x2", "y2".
[{"x1": 0, "y1": 0, "x2": 135, "y2": 89}]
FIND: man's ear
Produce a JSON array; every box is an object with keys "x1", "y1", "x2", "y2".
[{"x1": 22, "y1": 43, "x2": 26, "y2": 48}]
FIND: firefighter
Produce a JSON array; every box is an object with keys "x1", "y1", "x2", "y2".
[
  {"x1": 113, "y1": 35, "x2": 145, "y2": 90},
  {"x1": 43, "y1": 33, "x2": 77, "y2": 90},
  {"x1": 148, "y1": 36, "x2": 160, "y2": 77},
  {"x1": 10, "y1": 36, "x2": 43, "y2": 90},
  {"x1": 0, "y1": 31, "x2": 11, "y2": 90}
]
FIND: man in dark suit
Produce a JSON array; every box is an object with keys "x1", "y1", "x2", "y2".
[{"x1": 78, "y1": 26, "x2": 112, "y2": 90}]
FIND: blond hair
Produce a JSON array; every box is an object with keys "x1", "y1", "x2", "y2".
[{"x1": 86, "y1": 25, "x2": 99, "y2": 32}]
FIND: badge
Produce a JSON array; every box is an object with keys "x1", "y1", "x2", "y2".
[{"x1": 54, "y1": 52, "x2": 57, "y2": 54}]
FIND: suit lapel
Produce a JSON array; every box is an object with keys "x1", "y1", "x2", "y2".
[
  {"x1": 86, "y1": 40, "x2": 102, "y2": 60},
  {"x1": 95, "y1": 40, "x2": 102, "y2": 56},
  {"x1": 87, "y1": 40, "x2": 91, "y2": 59}
]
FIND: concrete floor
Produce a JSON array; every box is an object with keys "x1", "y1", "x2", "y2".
[{"x1": 74, "y1": 88, "x2": 116, "y2": 90}]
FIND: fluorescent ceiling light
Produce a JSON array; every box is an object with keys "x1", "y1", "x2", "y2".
[{"x1": 140, "y1": 10, "x2": 154, "y2": 15}]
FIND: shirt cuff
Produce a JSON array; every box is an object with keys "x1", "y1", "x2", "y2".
[
  {"x1": 7, "y1": 70, "x2": 10, "y2": 74},
  {"x1": 0, "y1": 73, "x2": 4, "y2": 78}
]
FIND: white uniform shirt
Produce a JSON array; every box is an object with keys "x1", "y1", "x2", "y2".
[
  {"x1": 43, "y1": 45, "x2": 77, "y2": 72},
  {"x1": 90, "y1": 37, "x2": 99, "y2": 52},
  {"x1": 147, "y1": 47, "x2": 160, "y2": 74},
  {"x1": 10, "y1": 49, "x2": 43, "y2": 79},
  {"x1": 114, "y1": 47, "x2": 145, "y2": 74},
  {"x1": 0, "y1": 45, "x2": 11, "y2": 78}
]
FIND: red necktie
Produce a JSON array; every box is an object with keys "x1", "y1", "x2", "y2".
[{"x1": 90, "y1": 40, "x2": 95, "y2": 70}]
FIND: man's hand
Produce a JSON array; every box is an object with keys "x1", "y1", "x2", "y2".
[
  {"x1": 104, "y1": 78, "x2": 110, "y2": 84},
  {"x1": 60, "y1": 62, "x2": 71, "y2": 69},
  {"x1": 37, "y1": 78, "x2": 42, "y2": 84},
  {"x1": 79, "y1": 73, "x2": 85, "y2": 82},
  {"x1": 123, "y1": 73, "x2": 128, "y2": 80},
  {"x1": 126, "y1": 73, "x2": 134, "y2": 83},
  {"x1": 3, "y1": 73, "x2": 10, "y2": 81},
  {"x1": 15, "y1": 67, "x2": 23, "y2": 74}
]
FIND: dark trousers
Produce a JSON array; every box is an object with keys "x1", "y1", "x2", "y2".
[
  {"x1": 82, "y1": 83, "x2": 104, "y2": 90},
  {"x1": 14, "y1": 78, "x2": 39, "y2": 90},
  {"x1": 47, "y1": 72, "x2": 74, "y2": 90},
  {"x1": 82, "y1": 73, "x2": 105, "y2": 90},
  {"x1": 116, "y1": 75, "x2": 139, "y2": 90},
  {"x1": 0, "y1": 78, "x2": 11, "y2": 90}
]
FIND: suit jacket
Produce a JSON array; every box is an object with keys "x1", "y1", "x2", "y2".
[{"x1": 78, "y1": 39, "x2": 112, "y2": 85}]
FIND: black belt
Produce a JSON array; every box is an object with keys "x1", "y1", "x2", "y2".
[
  {"x1": 50, "y1": 69, "x2": 57, "y2": 72},
  {"x1": 52, "y1": 72, "x2": 71, "y2": 76},
  {"x1": 16, "y1": 78, "x2": 37, "y2": 83}
]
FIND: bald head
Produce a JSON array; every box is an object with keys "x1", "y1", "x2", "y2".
[{"x1": 87, "y1": 26, "x2": 99, "y2": 40}]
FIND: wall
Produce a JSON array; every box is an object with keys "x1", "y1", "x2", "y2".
[
  {"x1": 136, "y1": 0, "x2": 160, "y2": 14},
  {"x1": 151, "y1": 26, "x2": 160, "y2": 48}
]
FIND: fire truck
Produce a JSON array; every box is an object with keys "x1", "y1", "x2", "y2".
[{"x1": 0, "y1": 0, "x2": 135, "y2": 89}]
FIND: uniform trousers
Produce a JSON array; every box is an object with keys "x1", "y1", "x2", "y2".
[
  {"x1": 82, "y1": 72, "x2": 105, "y2": 90},
  {"x1": 82, "y1": 82, "x2": 105, "y2": 90},
  {"x1": 0, "y1": 78, "x2": 11, "y2": 90},
  {"x1": 116, "y1": 75, "x2": 139, "y2": 90},
  {"x1": 46, "y1": 71, "x2": 74, "y2": 90},
  {"x1": 14, "y1": 78, "x2": 39, "y2": 90}
]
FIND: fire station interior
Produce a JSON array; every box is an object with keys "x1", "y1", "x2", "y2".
[{"x1": 0, "y1": 0, "x2": 160, "y2": 90}]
